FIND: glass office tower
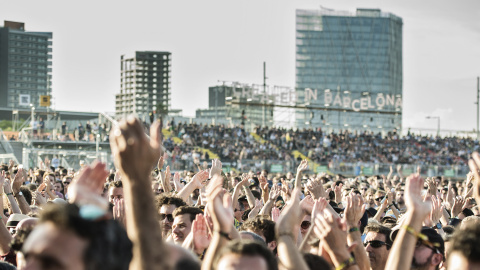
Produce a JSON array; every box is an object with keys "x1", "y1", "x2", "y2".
[{"x1": 295, "y1": 8, "x2": 403, "y2": 133}]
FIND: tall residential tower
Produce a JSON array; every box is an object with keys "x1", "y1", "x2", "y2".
[
  {"x1": 0, "y1": 21, "x2": 52, "y2": 109},
  {"x1": 115, "y1": 51, "x2": 171, "y2": 120},
  {"x1": 295, "y1": 8, "x2": 403, "y2": 132}
]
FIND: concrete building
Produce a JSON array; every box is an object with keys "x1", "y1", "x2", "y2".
[
  {"x1": 295, "y1": 8, "x2": 403, "y2": 132},
  {"x1": 0, "y1": 21, "x2": 52, "y2": 110},
  {"x1": 196, "y1": 83, "x2": 274, "y2": 128},
  {"x1": 115, "y1": 51, "x2": 171, "y2": 120}
]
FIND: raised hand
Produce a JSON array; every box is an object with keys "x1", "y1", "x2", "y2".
[
  {"x1": 429, "y1": 195, "x2": 443, "y2": 225},
  {"x1": 305, "y1": 178, "x2": 326, "y2": 199},
  {"x1": 276, "y1": 188, "x2": 302, "y2": 237},
  {"x1": 157, "y1": 155, "x2": 165, "y2": 171},
  {"x1": 297, "y1": 159, "x2": 309, "y2": 173},
  {"x1": 405, "y1": 174, "x2": 431, "y2": 218},
  {"x1": 0, "y1": 171, "x2": 5, "y2": 190},
  {"x1": 299, "y1": 195, "x2": 315, "y2": 215},
  {"x1": 271, "y1": 207, "x2": 280, "y2": 222},
  {"x1": 68, "y1": 161, "x2": 109, "y2": 210},
  {"x1": 344, "y1": 194, "x2": 366, "y2": 228},
  {"x1": 192, "y1": 214, "x2": 211, "y2": 253},
  {"x1": 110, "y1": 116, "x2": 163, "y2": 180},
  {"x1": 209, "y1": 159, "x2": 223, "y2": 178},
  {"x1": 207, "y1": 175, "x2": 233, "y2": 233},
  {"x1": 259, "y1": 175, "x2": 268, "y2": 191},
  {"x1": 334, "y1": 183, "x2": 342, "y2": 203},
  {"x1": 191, "y1": 170, "x2": 209, "y2": 190},
  {"x1": 12, "y1": 168, "x2": 25, "y2": 194},
  {"x1": 269, "y1": 185, "x2": 281, "y2": 201},
  {"x1": 173, "y1": 172, "x2": 184, "y2": 192},
  {"x1": 451, "y1": 196, "x2": 464, "y2": 217},
  {"x1": 32, "y1": 191, "x2": 47, "y2": 206}
]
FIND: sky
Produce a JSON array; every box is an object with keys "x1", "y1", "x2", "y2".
[{"x1": 2, "y1": 0, "x2": 480, "y2": 134}]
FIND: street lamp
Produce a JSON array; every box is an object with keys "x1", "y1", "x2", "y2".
[{"x1": 426, "y1": 116, "x2": 440, "y2": 136}]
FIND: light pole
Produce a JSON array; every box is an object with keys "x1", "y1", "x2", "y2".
[
  {"x1": 426, "y1": 116, "x2": 440, "y2": 136},
  {"x1": 30, "y1": 104, "x2": 35, "y2": 139}
]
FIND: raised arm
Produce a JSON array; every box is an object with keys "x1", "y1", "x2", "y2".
[
  {"x1": 12, "y1": 168, "x2": 31, "y2": 214},
  {"x1": 275, "y1": 188, "x2": 309, "y2": 270},
  {"x1": 295, "y1": 160, "x2": 308, "y2": 190},
  {"x1": 110, "y1": 117, "x2": 167, "y2": 270},
  {"x1": 385, "y1": 174, "x2": 432, "y2": 270},
  {"x1": 201, "y1": 175, "x2": 234, "y2": 270},
  {"x1": 177, "y1": 170, "x2": 208, "y2": 201},
  {"x1": 344, "y1": 194, "x2": 370, "y2": 270}
]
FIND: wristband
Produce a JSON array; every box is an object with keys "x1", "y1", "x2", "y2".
[
  {"x1": 336, "y1": 256, "x2": 356, "y2": 270},
  {"x1": 6, "y1": 193, "x2": 13, "y2": 196},
  {"x1": 348, "y1": 227, "x2": 359, "y2": 233},
  {"x1": 215, "y1": 230, "x2": 232, "y2": 240},
  {"x1": 402, "y1": 225, "x2": 428, "y2": 242}
]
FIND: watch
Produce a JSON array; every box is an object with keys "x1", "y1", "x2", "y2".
[
  {"x1": 14, "y1": 191, "x2": 23, "y2": 197},
  {"x1": 432, "y1": 222, "x2": 442, "y2": 230}
]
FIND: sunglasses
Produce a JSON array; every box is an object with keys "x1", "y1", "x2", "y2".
[
  {"x1": 159, "y1": 214, "x2": 174, "y2": 222},
  {"x1": 63, "y1": 181, "x2": 71, "y2": 185},
  {"x1": 301, "y1": 221, "x2": 311, "y2": 230},
  {"x1": 415, "y1": 239, "x2": 440, "y2": 253},
  {"x1": 364, "y1": 240, "x2": 390, "y2": 248},
  {"x1": 375, "y1": 196, "x2": 385, "y2": 202},
  {"x1": 234, "y1": 209, "x2": 244, "y2": 212}
]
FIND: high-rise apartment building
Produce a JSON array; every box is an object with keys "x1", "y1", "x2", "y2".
[
  {"x1": 0, "y1": 21, "x2": 52, "y2": 109},
  {"x1": 295, "y1": 8, "x2": 403, "y2": 132},
  {"x1": 115, "y1": 51, "x2": 171, "y2": 120}
]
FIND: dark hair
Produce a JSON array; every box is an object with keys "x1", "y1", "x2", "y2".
[
  {"x1": 108, "y1": 173, "x2": 115, "y2": 181},
  {"x1": 155, "y1": 194, "x2": 186, "y2": 211},
  {"x1": 0, "y1": 261, "x2": 17, "y2": 270},
  {"x1": 10, "y1": 227, "x2": 33, "y2": 252},
  {"x1": 214, "y1": 240, "x2": 278, "y2": 270},
  {"x1": 462, "y1": 208, "x2": 474, "y2": 217},
  {"x1": 108, "y1": 181, "x2": 123, "y2": 189},
  {"x1": 20, "y1": 186, "x2": 32, "y2": 205},
  {"x1": 303, "y1": 253, "x2": 332, "y2": 270},
  {"x1": 364, "y1": 223, "x2": 393, "y2": 249},
  {"x1": 172, "y1": 206, "x2": 203, "y2": 222},
  {"x1": 448, "y1": 222, "x2": 480, "y2": 263},
  {"x1": 240, "y1": 216, "x2": 276, "y2": 244},
  {"x1": 40, "y1": 203, "x2": 132, "y2": 270}
]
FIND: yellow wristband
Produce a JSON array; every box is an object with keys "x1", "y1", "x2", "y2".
[{"x1": 336, "y1": 256, "x2": 356, "y2": 270}]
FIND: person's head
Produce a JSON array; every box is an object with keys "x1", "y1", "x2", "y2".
[
  {"x1": 364, "y1": 223, "x2": 392, "y2": 270},
  {"x1": 155, "y1": 195, "x2": 186, "y2": 238},
  {"x1": 240, "y1": 216, "x2": 276, "y2": 251},
  {"x1": 108, "y1": 181, "x2": 123, "y2": 205},
  {"x1": 235, "y1": 199, "x2": 246, "y2": 221},
  {"x1": 171, "y1": 206, "x2": 203, "y2": 244},
  {"x1": 447, "y1": 222, "x2": 480, "y2": 270},
  {"x1": 215, "y1": 240, "x2": 278, "y2": 270},
  {"x1": 54, "y1": 181, "x2": 64, "y2": 194},
  {"x1": 396, "y1": 189, "x2": 405, "y2": 206},
  {"x1": 374, "y1": 190, "x2": 386, "y2": 206},
  {"x1": 22, "y1": 203, "x2": 132, "y2": 270},
  {"x1": 408, "y1": 228, "x2": 444, "y2": 270},
  {"x1": 151, "y1": 181, "x2": 162, "y2": 195},
  {"x1": 303, "y1": 253, "x2": 332, "y2": 270}
]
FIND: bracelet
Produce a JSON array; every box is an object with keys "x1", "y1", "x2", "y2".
[
  {"x1": 336, "y1": 256, "x2": 356, "y2": 270},
  {"x1": 215, "y1": 230, "x2": 232, "y2": 240},
  {"x1": 348, "y1": 227, "x2": 359, "y2": 233},
  {"x1": 0, "y1": 193, "x2": 3, "y2": 197},
  {"x1": 6, "y1": 193, "x2": 13, "y2": 196},
  {"x1": 402, "y1": 225, "x2": 428, "y2": 242}
]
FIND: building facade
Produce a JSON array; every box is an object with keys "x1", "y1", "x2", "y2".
[
  {"x1": 0, "y1": 21, "x2": 52, "y2": 110},
  {"x1": 196, "y1": 84, "x2": 274, "y2": 128},
  {"x1": 295, "y1": 8, "x2": 403, "y2": 132},
  {"x1": 115, "y1": 51, "x2": 171, "y2": 120}
]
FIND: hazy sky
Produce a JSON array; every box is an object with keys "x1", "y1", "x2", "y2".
[{"x1": 3, "y1": 0, "x2": 480, "y2": 134}]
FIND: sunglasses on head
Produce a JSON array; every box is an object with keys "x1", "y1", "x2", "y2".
[
  {"x1": 159, "y1": 214, "x2": 174, "y2": 222},
  {"x1": 364, "y1": 240, "x2": 390, "y2": 248},
  {"x1": 301, "y1": 221, "x2": 311, "y2": 230},
  {"x1": 375, "y1": 196, "x2": 385, "y2": 202}
]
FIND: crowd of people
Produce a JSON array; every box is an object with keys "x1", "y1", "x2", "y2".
[{"x1": 0, "y1": 116, "x2": 479, "y2": 269}]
